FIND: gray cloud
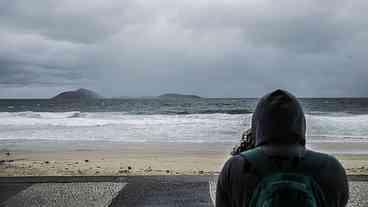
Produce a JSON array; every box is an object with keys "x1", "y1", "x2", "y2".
[
  {"x1": 0, "y1": 0, "x2": 155, "y2": 44},
  {"x1": 0, "y1": 0, "x2": 368, "y2": 98}
]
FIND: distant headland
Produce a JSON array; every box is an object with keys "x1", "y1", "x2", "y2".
[
  {"x1": 51, "y1": 88, "x2": 102, "y2": 101},
  {"x1": 50, "y1": 90, "x2": 201, "y2": 100},
  {"x1": 158, "y1": 93, "x2": 202, "y2": 99}
]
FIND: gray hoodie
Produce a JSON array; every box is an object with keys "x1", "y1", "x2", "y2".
[{"x1": 216, "y1": 89, "x2": 349, "y2": 207}]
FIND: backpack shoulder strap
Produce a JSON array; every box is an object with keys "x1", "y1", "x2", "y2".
[{"x1": 240, "y1": 147, "x2": 277, "y2": 177}]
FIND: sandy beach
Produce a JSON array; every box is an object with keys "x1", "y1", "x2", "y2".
[
  {"x1": 0, "y1": 141, "x2": 232, "y2": 176},
  {"x1": 0, "y1": 140, "x2": 368, "y2": 176}
]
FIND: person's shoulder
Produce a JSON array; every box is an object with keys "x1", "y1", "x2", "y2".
[
  {"x1": 223, "y1": 155, "x2": 247, "y2": 169},
  {"x1": 306, "y1": 150, "x2": 340, "y2": 162},
  {"x1": 221, "y1": 154, "x2": 253, "y2": 175},
  {"x1": 304, "y1": 149, "x2": 344, "y2": 171}
]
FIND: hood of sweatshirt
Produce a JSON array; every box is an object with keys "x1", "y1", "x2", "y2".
[{"x1": 251, "y1": 89, "x2": 306, "y2": 148}]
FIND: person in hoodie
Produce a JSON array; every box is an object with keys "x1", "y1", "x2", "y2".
[{"x1": 216, "y1": 89, "x2": 349, "y2": 207}]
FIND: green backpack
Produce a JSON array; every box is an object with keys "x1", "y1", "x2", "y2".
[{"x1": 240, "y1": 148, "x2": 327, "y2": 207}]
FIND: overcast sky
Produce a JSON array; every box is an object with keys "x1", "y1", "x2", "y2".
[{"x1": 0, "y1": 0, "x2": 367, "y2": 98}]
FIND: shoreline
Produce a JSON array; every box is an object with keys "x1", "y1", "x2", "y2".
[
  {"x1": 1, "y1": 141, "x2": 368, "y2": 176},
  {"x1": 0, "y1": 175, "x2": 367, "y2": 182}
]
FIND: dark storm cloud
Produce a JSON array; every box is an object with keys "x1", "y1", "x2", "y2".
[{"x1": 0, "y1": 0, "x2": 368, "y2": 98}]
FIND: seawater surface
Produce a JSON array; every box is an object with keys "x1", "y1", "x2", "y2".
[{"x1": 0, "y1": 98, "x2": 367, "y2": 144}]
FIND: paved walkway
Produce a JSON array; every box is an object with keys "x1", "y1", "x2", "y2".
[
  {"x1": 3, "y1": 182, "x2": 126, "y2": 207},
  {"x1": 0, "y1": 176, "x2": 367, "y2": 207},
  {"x1": 0, "y1": 176, "x2": 212, "y2": 207},
  {"x1": 348, "y1": 182, "x2": 368, "y2": 207}
]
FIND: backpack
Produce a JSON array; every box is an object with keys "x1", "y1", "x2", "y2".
[{"x1": 240, "y1": 147, "x2": 327, "y2": 207}]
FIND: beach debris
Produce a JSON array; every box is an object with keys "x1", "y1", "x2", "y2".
[
  {"x1": 84, "y1": 159, "x2": 89, "y2": 163},
  {"x1": 144, "y1": 166, "x2": 152, "y2": 172},
  {"x1": 199, "y1": 170, "x2": 204, "y2": 174},
  {"x1": 78, "y1": 169, "x2": 83, "y2": 174},
  {"x1": 44, "y1": 161, "x2": 50, "y2": 164},
  {"x1": 128, "y1": 166, "x2": 132, "y2": 170},
  {"x1": 74, "y1": 162, "x2": 79, "y2": 164},
  {"x1": 119, "y1": 169, "x2": 129, "y2": 174},
  {"x1": 5, "y1": 152, "x2": 10, "y2": 156},
  {"x1": 166, "y1": 170, "x2": 170, "y2": 174},
  {"x1": 95, "y1": 171, "x2": 100, "y2": 174},
  {"x1": 1, "y1": 159, "x2": 15, "y2": 164},
  {"x1": 97, "y1": 166, "x2": 101, "y2": 168}
]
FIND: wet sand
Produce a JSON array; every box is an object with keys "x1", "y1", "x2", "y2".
[{"x1": 0, "y1": 141, "x2": 368, "y2": 176}]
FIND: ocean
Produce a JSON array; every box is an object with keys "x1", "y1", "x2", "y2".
[{"x1": 0, "y1": 98, "x2": 368, "y2": 144}]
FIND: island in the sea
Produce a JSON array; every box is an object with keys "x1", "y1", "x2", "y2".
[
  {"x1": 158, "y1": 93, "x2": 202, "y2": 99},
  {"x1": 51, "y1": 88, "x2": 102, "y2": 101}
]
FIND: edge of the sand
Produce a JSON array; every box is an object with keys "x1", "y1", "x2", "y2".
[{"x1": 0, "y1": 175, "x2": 367, "y2": 183}]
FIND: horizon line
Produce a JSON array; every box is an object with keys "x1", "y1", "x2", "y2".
[{"x1": 1, "y1": 96, "x2": 368, "y2": 99}]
